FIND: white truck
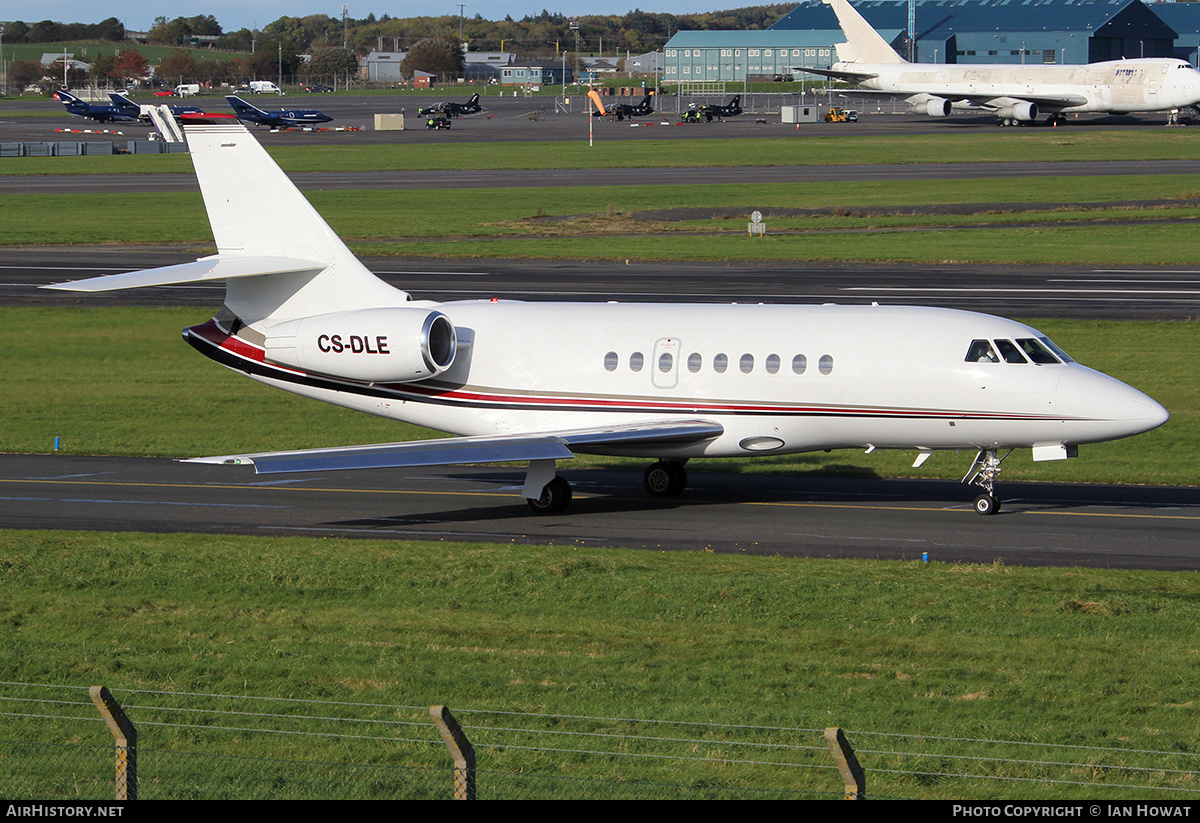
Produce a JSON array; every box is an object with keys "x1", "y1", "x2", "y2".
[
  {"x1": 176, "y1": 84, "x2": 201, "y2": 97},
  {"x1": 249, "y1": 81, "x2": 283, "y2": 95}
]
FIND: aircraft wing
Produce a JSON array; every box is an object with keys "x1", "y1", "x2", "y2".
[
  {"x1": 184, "y1": 419, "x2": 725, "y2": 475},
  {"x1": 798, "y1": 66, "x2": 879, "y2": 82},
  {"x1": 960, "y1": 92, "x2": 1091, "y2": 110}
]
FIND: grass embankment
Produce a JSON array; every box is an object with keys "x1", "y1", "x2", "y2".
[
  {"x1": 3, "y1": 530, "x2": 1199, "y2": 798},
  {"x1": 3, "y1": 307, "x2": 1192, "y2": 486},
  {"x1": 5, "y1": 174, "x2": 1200, "y2": 265}
]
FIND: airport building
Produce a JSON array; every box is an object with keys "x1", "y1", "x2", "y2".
[{"x1": 663, "y1": 0, "x2": 1200, "y2": 83}]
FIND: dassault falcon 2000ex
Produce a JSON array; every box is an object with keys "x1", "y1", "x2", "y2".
[
  {"x1": 805, "y1": 0, "x2": 1200, "y2": 125},
  {"x1": 46, "y1": 120, "x2": 1168, "y2": 516}
]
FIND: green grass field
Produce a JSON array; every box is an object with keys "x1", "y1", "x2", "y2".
[
  {"x1": 4, "y1": 530, "x2": 1200, "y2": 799},
  {"x1": 5, "y1": 174, "x2": 1200, "y2": 265}
]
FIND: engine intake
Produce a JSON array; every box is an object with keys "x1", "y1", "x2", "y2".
[
  {"x1": 263, "y1": 307, "x2": 457, "y2": 383},
  {"x1": 920, "y1": 97, "x2": 952, "y2": 117}
]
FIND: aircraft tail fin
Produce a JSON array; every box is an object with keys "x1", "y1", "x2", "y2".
[
  {"x1": 823, "y1": 0, "x2": 907, "y2": 64},
  {"x1": 225, "y1": 95, "x2": 265, "y2": 119},
  {"x1": 45, "y1": 121, "x2": 405, "y2": 322}
]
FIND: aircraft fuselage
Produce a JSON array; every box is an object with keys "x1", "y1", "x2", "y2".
[
  {"x1": 186, "y1": 301, "x2": 1166, "y2": 462},
  {"x1": 843, "y1": 57, "x2": 1200, "y2": 114}
]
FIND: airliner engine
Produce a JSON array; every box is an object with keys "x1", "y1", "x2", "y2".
[
  {"x1": 919, "y1": 97, "x2": 952, "y2": 116},
  {"x1": 995, "y1": 101, "x2": 1039, "y2": 121},
  {"x1": 264, "y1": 307, "x2": 457, "y2": 382}
]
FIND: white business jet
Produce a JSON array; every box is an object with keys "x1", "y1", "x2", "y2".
[
  {"x1": 806, "y1": 0, "x2": 1200, "y2": 126},
  {"x1": 46, "y1": 121, "x2": 1168, "y2": 515}
]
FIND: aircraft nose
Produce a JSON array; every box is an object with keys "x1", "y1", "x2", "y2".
[{"x1": 1056, "y1": 367, "x2": 1169, "y2": 442}]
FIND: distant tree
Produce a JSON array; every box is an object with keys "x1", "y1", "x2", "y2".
[
  {"x1": 110, "y1": 50, "x2": 150, "y2": 86},
  {"x1": 95, "y1": 17, "x2": 126, "y2": 41},
  {"x1": 242, "y1": 38, "x2": 302, "y2": 80},
  {"x1": 44, "y1": 58, "x2": 86, "y2": 91},
  {"x1": 89, "y1": 54, "x2": 116, "y2": 86},
  {"x1": 4, "y1": 21, "x2": 31, "y2": 43},
  {"x1": 7, "y1": 59, "x2": 44, "y2": 89},
  {"x1": 26, "y1": 20, "x2": 64, "y2": 42},
  {"x1": 400, "y1": 37, "x2": 464, "y2": 80},
  {"x1": 306, "y1": 47, "x2": 357, "y2": 79},
  {"x1": 158, "y1": 51, "x2": 197, "y2": 84}
]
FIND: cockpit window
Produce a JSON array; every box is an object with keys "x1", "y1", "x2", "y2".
[
  {"x1": 994, "y1": 339, "x2": 1028, "y2": 364},
  {"x1": 1016, "y1": 338, "x2": 1062, "y2": 364},
  {"x1": 966, "y1": 339, "x2": 999, "y2": 363},
  {"x1": 1037, "y1": 336, "x2": 1074, "y2": 363}
]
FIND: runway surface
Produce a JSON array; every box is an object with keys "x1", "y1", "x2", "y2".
[
  {"x1": 5, "y1": 248, "x2": 1200, "y2": 320},
  {"x1": 3, "y1": 453, "x2": 1197, "y2": 571}
]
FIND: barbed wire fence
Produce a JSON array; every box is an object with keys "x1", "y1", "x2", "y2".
[{"x1": 2, "y1": 681, "x2": 1197, "y2": 800}]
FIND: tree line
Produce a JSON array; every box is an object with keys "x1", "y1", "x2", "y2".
[{"x1": 2, "y1": 6, "x2": 793, "y2": 89}]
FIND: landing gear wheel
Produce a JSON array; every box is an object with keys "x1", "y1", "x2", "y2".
[
  {"x1": 527, "y1": 476, "x2": 572, "y2": 514},
  {"x1": 644, "y1": 461, "x2": 687, "y2": 497},
  {"x1": 974, "y1": 494, "x2": 1001, "y2": 516}
]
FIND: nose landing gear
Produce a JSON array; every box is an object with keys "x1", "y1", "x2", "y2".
[{"x1": 963, "y1": 448, "x2": 1012, "y2": 515}]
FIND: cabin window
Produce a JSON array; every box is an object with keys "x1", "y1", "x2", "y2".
[
  {"x1": 818, "y1": 354, "x2": 834, "y2": 375},
  {"x1": 630, "y1": 352, "x2": 644, "y2": 372},
  {"x1": 792, "y1": 354, "x2": 807, "y2": 374},
  {"x1": 1016, "y1": 337, "x2": 1062, "y2": 364},
  {"x1": 604, "y1": 351, "x2": 619, "y2": 371},
  {"x1": 994, "y1": 339, "x2": 1028, "y2": 364},
  {"x1": 713, "y1": 353, "x2": 728, "y2": 374},
  {"x1": 740, "y1": 353, "x2": 754, "y2": 373},
  {"x1": 765, "y1": 353, "x2": 780, "y2": 374},
  {"x1": 687, "y1": 352, "x2": 702, "y2": 373},
  {"x1": 658, "y1": 351, "x2": 674, "y2": 373},
  {"x1": 966, "y1": 339, "x2": 999, "y2": 362}
]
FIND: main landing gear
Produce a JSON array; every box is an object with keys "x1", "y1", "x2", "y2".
[
  {"x1": 963, "y1": 448, "x2": 1012, "y2": 516},
  {"x1": 523, "y1": 459, "x2": 689, "y2": 514},
  {"x1": 643, "y1": 460, "x2": 688, "y2": 497}
]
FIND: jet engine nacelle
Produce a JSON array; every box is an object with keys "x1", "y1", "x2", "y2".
[
  {"x1": 995, "y1": 101, "x2": 1039, "y2": 122},
  {"x1": 920, "y1": 97, "x2": 952, "y2": 117},
  {"x1": 263, "y1": 307, "x2": 457, "y2": 383}
]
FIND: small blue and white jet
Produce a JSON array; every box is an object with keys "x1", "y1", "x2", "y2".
[
  {"x1": 46, "y1": 120, "x2": 1169, "y2": 516},
  {"x1": 225, "y1": 95, "x2": 333, "y2": 128},
  {"x1": 54, "y1": 90, "x2": 139, "y2": 123}
]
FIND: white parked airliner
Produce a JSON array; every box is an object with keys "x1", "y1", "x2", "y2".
[
  {"x1": 806, "y1": 0, "x2": 1200, "y2": 125},
  {"x1": 46, "y1": 120, "x2": 1168, "y2": 515}
]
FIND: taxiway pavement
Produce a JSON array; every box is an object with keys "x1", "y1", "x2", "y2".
[{"x1": 3, "y1": 453, "x2": 1197, "y2": 571}]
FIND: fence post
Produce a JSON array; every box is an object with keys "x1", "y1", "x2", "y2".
[
  {"x1": 89, "y1": 686, "x2": 137, "y2": 800},
  {"x1": 824, "y1": 727, "x2": 866, "y2": 800},
  {"x1": 430, "y1": 705, "x2": 476, "y2": 800}
]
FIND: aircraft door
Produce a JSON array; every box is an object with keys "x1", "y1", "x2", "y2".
[{"x1": 652, "y1": 337, "x2": 680, "y2": 389}]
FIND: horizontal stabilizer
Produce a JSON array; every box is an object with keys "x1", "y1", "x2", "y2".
[
  {"x1": 43, "y1": 256, "x2": 325, "y2": 293},
  {"x1": 186, "y1": 419, "x2": 725, "y2": 475}
]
